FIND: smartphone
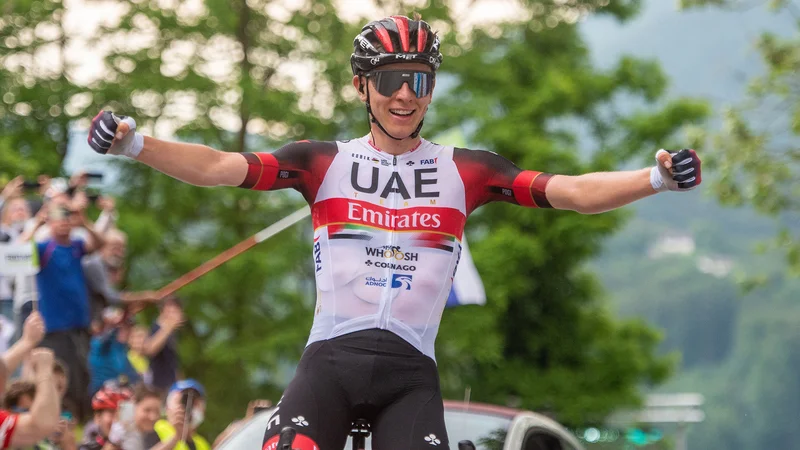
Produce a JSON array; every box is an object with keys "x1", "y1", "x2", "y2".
[
  {"x1": 118, "y1": 401, "x2": 134, "y2": 424},
  {"x1": 22, "y1": 180, "x2": 40, "y2": 191},
  {"x1": 86, "y1": 172, "x2": 104, "y2": 180},
  {"x1": 86, "y1": 187, "x2": 101, "y2": 204}
]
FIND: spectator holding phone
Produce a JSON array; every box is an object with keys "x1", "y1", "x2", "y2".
[
  {"x1": 80, "y1": 385, "x2": 133, "y2": 450},
  {"x1": 0, "y1": 177, "x2": 35, "y2": 329},
  {"x1": 103, "y1": 384, "x2": 167, "y2": 450},
  {"x1": 140, "y1": 379, "x2": 209, "y2": 450},
  {"x1": 18, "y1": 195, "x2": 105, "y2": 423}
]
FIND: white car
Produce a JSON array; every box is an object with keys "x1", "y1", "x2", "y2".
[{"x1": 215, "y1": 400, "x2": 585, "y2": 450}]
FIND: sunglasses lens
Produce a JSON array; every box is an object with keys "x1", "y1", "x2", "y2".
[{"x1": 372, "y1": 71, "x2": 433, "y2": 98}]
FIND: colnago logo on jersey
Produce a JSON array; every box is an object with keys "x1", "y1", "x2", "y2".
[{"x1": 365, "y1": 260, "x2": 417, "y2": 272}]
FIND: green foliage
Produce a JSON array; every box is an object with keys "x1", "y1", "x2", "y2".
[
  {"x1": 429, "y1": 3, "x2": 707, "y2": 426},
  {"x1": 680, "y1": 0, "x2": 800, "y2": 276},
  {"x1": 0, "y1": 0, "x2": 706, "y2": 438}
]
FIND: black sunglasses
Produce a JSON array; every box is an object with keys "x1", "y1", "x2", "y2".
[{"x1": 365, "y1": 70, "x2": 434, "y2": 98}]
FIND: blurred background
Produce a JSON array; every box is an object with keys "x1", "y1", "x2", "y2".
[{"x1": 1, "y1": 0, "x2": 798, "y2": 448}]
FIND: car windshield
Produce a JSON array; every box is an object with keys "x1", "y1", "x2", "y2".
[{"x1": 216, "y1": 408, "x2": 512, "y2": 450}]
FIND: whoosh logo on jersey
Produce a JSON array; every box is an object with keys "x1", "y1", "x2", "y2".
[
  {"x1": 350, "y1": 162, "x2": 439, "y2": 199},
  {"x1": 365, "y1": 246, "x2": 419, "y2": 261}
]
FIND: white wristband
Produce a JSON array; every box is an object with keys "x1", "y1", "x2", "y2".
[
  {"x1": 650, "y1": 166, "x2": 667, "y2": 192},
  {"x1": 126, "y1": 132, "x2": 144, "y2": 159},
  {"x1": 110, "y1": 116, "x2": 144, "y2": 159}
]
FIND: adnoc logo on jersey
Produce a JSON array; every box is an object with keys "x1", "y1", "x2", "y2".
[
  {"x1": 365, "y1": 276, "x2": 388, "y2": 287},
  {"x1": 391, "y1": 274, "x2": 413, "y2": 290}
]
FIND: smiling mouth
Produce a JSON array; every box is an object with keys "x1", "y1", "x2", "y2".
[{"x1": 390, "y1": 109, "x2": 415, "y2": 117}]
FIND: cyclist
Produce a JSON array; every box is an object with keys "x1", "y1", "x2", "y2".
[{"x1": 87, "y1": 14, "x2": 701, "y2": 450}]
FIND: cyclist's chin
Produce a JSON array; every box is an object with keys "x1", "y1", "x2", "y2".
[{"x1": 382, "y1": 113, "x2": 421, "y2": 137}]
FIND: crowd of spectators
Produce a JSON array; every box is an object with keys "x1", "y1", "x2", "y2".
[{"x1": 0, "y1": 173, "x2": 233, "y2": 450}]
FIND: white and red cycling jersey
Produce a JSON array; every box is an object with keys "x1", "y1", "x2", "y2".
[{"x1": 240, "y1": 135, "x2": 553, "y2": 361}]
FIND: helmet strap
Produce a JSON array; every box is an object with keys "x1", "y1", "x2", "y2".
[{"x1": 364, "y1": 82, "x2": 425, "y2": 142}]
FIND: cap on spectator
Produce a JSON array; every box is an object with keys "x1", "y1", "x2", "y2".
[{"x1": 169, "y1": 379, "x2": 205, "y2": 398}]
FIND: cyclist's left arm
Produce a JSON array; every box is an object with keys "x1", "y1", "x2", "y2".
[
  {"x1": 546, "y1": 148, "x2": 702, "y2": 214},
  {"x1": 461, "y1": 147, "x2": 701, "y2": 215},
  {"x1": 545, "y1": 168, "x2": 655, "y2": 214}
]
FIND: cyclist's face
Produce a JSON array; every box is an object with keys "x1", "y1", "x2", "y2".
[{"x1": 353, "y1": 62, "x2": 435, "y2": 137}]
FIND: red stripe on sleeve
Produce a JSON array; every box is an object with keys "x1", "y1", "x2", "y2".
[
  {"x1": 391, "y1": 16, "x2": 410, "y2": 52},
  {"x1": 239, "y1": 152, "x2": 279, "y2": 191},
  {"x1": 512, "y1": 171, "x2": 554, "y2": 208},
  {"x1": 373, "y1": 24, "x2": 394, "y2": 53}
]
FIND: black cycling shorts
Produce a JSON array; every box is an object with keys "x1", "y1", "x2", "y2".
[{"x1": 262, "y1": 329, "x2": 448, "y2": 450}]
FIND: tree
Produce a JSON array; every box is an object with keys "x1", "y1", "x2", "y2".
[
  {"x1": 429, "y1": 0, "x2": 708, "y2": 425},
  {"x1": 679, "y1": 0, "x2": 800, "y2": 276},
  {"x1": 0, "y1": 0, "x2": 95, "y2": 179}
]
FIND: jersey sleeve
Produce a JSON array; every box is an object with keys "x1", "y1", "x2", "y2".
[
  {"x1": 453, "y1": 148, "x2": 554, "y2": 215},
  {"x1": 0, "y1": 410, "x2": 18, "y2": 449},
  {"x1": 238, "y1": 140, "x2": 338, "y2": 204}
]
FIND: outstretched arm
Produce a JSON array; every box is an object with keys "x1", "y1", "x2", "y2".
[
  {"x1": 546, "y1": 168, "x2": 655, "y2": 214},
  {"x1": 136, "y1": 136, "x2": 249, "y2": 187},
  {"x1": 87, "y1": 111, "x2": 249, "y2": 187},
  {"x1": 457, "y1": 148, "x2": 701, "y2": 215},
  {"x1": 547, "y1": 149, "x2": 702, "y2": 214}
]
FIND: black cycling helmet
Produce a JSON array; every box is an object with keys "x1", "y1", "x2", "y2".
[{"x1": 350, "y1": 15, "x2": 443, "y2": 76}]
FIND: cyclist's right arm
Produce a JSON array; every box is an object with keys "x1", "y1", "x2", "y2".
[
  {"x1": 136, "y1": 136, "x2": 248, "y2": 187},
  {"x1": 88, "y1": 111, "x2": 250, "y2": 187}
]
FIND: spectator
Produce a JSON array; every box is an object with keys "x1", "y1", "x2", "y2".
[
  {"x1": 18, "y1": 197, "x2": 105, "y2": 423},
  {"x1": 142, "y1": 379, "x2": 209, "y2": 450},
  {"x1": 0, "y1": 347, "x2": 62, "y2": 449},
  {"x1": 82, "y1": 228, "x2": 159, "y2": 334},
  {"x1": 0, "y1": 181, "x2": 33, "y2": 327},
  {"x1": 80, "y1": 386, "x2": 133, "y2": 450},
  {"x1": 144, "y1": 298, "x2": 184, "y2": 393},
  {"x1": 4, "y1": 311, "x2": 45, "y2": 377},
  {"x1": 3, "y1": 379, "x2": 77, "y2": 450},
  {"x1": 127, "y1": 326, "x2": 150, "y2": 382},
  {"x1": 104, "y1": 384, "x2": 164, "y2": 450},
  {"x1": 3, "y1": 380, "x2": 35, "y2": 411},
  {"x1": 88, "y1": 310, "x2": 140, "y2": 395}
]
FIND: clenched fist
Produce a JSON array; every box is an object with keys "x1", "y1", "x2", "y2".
[
  {"x1": 651, "y1": 148, "x2": 702, "y2": 192},
  {"x1": 88, "y1": 111, "x2": 143, "y2": 159}
]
